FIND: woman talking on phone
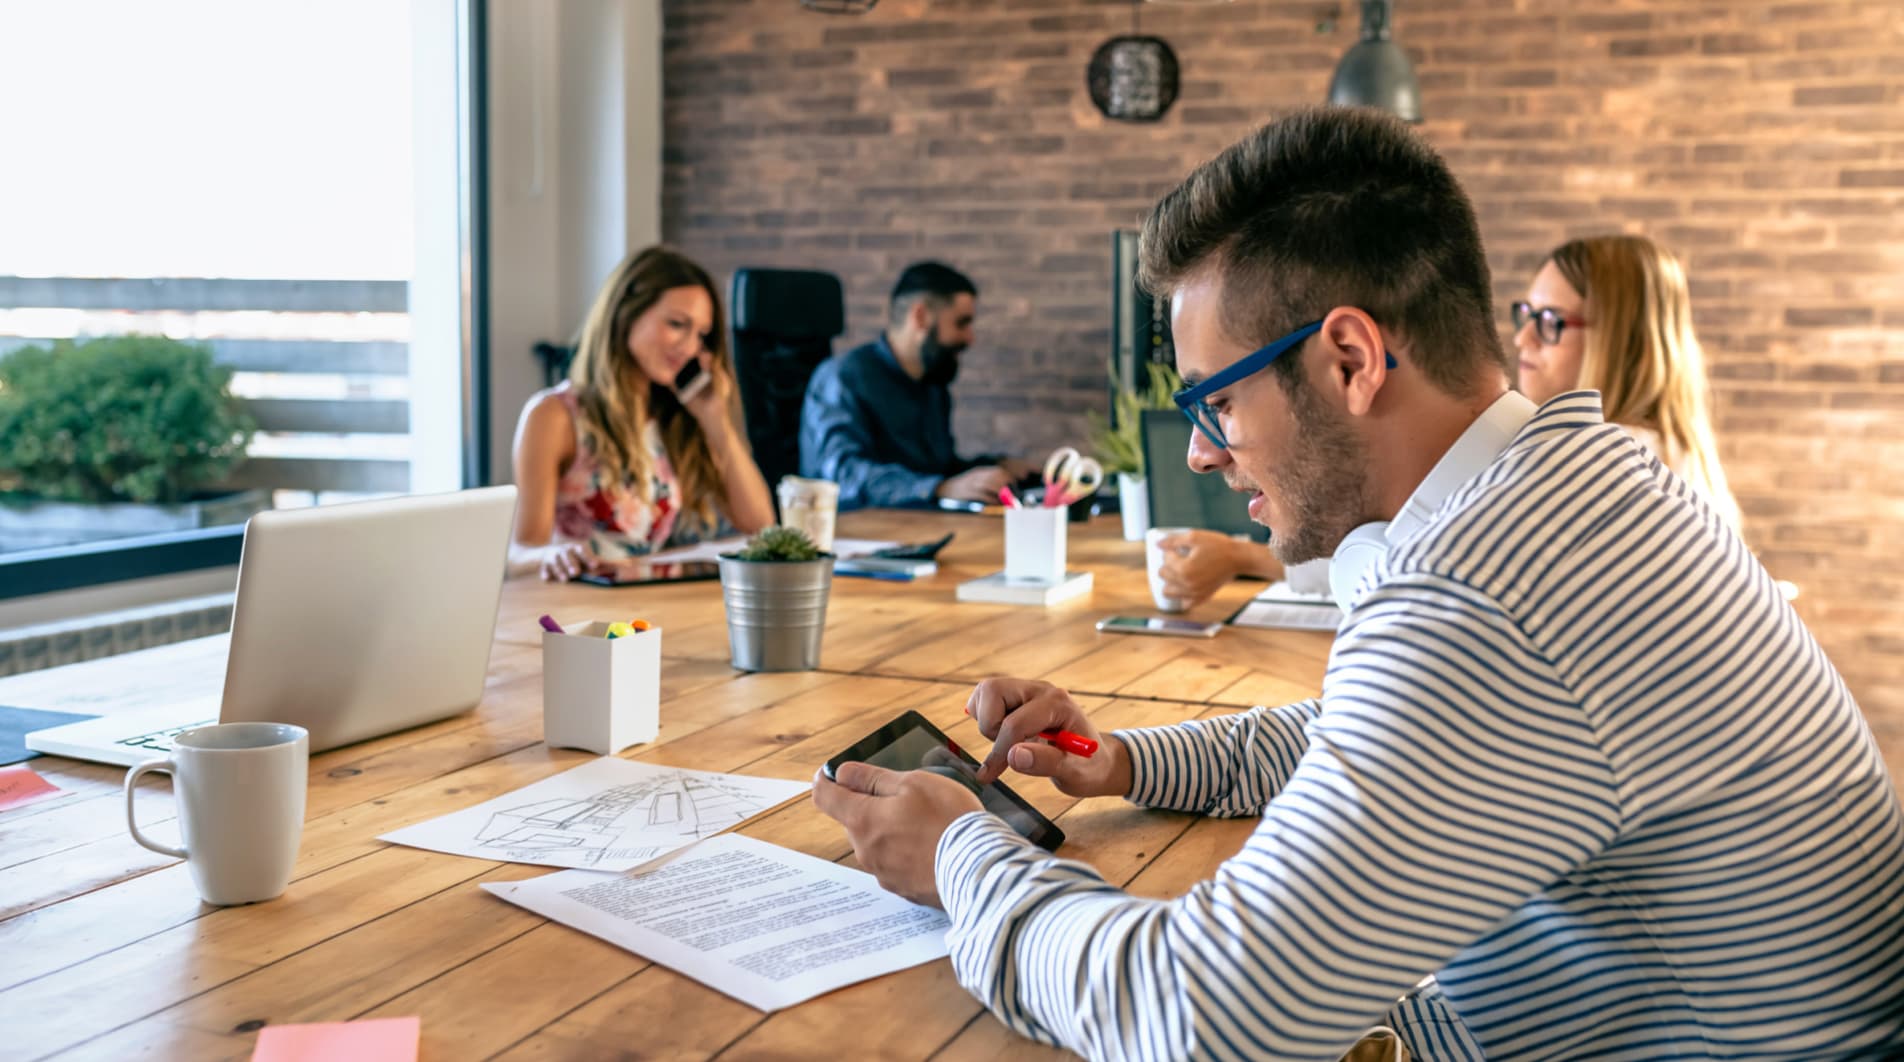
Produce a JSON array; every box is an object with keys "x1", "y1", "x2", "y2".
[{"x1": 509, "y1": 246, "x2": 773, "y2": 581}]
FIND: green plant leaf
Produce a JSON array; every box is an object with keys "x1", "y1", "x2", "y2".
[{"x1": 1087, "y1": 360, "x2": 1184, "y2": 477}]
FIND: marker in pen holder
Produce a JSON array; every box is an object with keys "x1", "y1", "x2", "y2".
[
  {"x1": 541, "y1": 621, "x2": 661, "y2": 755},
  {"x1": 1003, "y1": 506, "x2": 1067, "y2": 584}
]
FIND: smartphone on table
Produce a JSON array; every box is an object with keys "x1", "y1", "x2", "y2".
[
  {"x1": 1095, "y1": 615, "x2": 1222, "y2": 638},
  {"x1": 823, "y1": 710, "x2": 1065, "y2": 851},
  {"x1": 670, "y1": 359, "x2": 711, "y2": 404}
]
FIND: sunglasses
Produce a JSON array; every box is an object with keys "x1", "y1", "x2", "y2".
[{"x1": 1511, "y1": 302, "x2": 1588, "y2": 346}]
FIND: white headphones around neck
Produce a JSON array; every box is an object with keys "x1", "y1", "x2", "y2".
[
  {"x1": 1329, "y1": 522, "x2": 1392, "y2": 614},
  {"x1": 1321, "y1": 392, "x2": 1541, "y2": 615}
]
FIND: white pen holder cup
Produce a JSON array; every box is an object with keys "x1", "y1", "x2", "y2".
[
  {"x1": 542, "y1": 622, "x2": 662, "y2": 756},
  {"x1": 1004, "y1": 506, "x2": 1067, "y2": 584}
]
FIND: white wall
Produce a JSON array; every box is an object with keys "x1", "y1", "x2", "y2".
[{"x1": 486, "y1": 0, "x2": 663, "y2": 482}]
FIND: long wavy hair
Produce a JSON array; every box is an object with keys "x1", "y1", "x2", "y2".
[
  {"x1": 1548, "y1": 234, "x2": 1733, "y2": 515},
  {"x1": 568, "y1": 246, "x2": 730, "y2": 530}
]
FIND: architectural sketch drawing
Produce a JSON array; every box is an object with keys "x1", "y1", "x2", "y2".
[
  {"x1": 379, "y1": 756, "x2": 811, "y2": 872},
  {"x1": 474, "y1": 772, "x2": 785, "y2": 867}
]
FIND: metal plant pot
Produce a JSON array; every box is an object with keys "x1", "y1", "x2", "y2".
[{"x1": 717, "y1": 555, "x2": 834, "y2": 672}]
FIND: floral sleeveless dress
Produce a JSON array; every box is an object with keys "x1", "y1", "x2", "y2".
[{"x1": 548, "y1": 382, "x2": 688, "y2": 561}]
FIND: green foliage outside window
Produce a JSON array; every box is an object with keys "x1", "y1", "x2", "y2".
[{"x1": 0, "y1": 335, "x2": 256, "y2": 505}]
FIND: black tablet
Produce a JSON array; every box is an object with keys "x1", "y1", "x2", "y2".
[
  {"x1": 823, "y1": 710, "x2": 1065, "y2": 851},
  {"x1": 575, "y1": 560, "x2": 721, "y2": 587}
]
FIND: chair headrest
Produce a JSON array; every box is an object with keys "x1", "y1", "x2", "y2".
[{"x1": 731, "y1": 268, "x2": 845, "y2": 339}]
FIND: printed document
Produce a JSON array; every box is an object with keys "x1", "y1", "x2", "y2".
[
  {"x1": 380, "y1": 757, "x2": 808, "y2": 871},
  {"x1": 1228, "y1": 581, "x2": 1342, "y2": 632},
  {"x1": 483, "y1": 833, "x2": 950, "y2": 1011}
]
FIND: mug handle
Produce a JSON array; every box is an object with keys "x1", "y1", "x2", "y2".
[{"x1": 124, "y1": 758, "x2": 188, "y2": 860}]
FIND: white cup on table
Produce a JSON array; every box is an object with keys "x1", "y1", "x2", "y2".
[
  {"x1": 776, "y1": 476, "x2": 840, "y2": 553},
  {"x1": 1145, "y1": 526, "x2": 1195, "y2": 612},
  {"x1": 124, "y1": 721, "x2": 308, "y2": 906}
]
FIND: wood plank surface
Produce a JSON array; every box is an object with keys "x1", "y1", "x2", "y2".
[{"x1": 0, "y1": 510, "x2": 1332, "y2": 1061}]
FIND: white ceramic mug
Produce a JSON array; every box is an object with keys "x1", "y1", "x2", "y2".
[
  {"x1": 1145, "y1": 526, "x2": 1195, "y2": 612},
  {"x1": 124, "y1": 722, "x2": 309, "y2": 906},
  {"x1": 776, "y1": 476, "x2": 840, "y2": 553}
]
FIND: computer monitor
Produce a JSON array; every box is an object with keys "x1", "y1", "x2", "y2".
[{"x1": 1140, "y1": 409, "x2": 1269, "y2": 542}]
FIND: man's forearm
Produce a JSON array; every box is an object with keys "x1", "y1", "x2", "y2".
[{"x1": 1114, "y1": 699, "x2": 1320, "y2": 817}]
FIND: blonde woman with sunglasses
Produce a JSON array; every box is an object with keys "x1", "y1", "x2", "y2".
[{"x1": 1514, "y1": 234, "x2": 1739, "y2": 526}]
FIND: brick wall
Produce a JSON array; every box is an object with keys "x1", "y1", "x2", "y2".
[{"x1": 660, "y1": 0, "x2": 1904, "y2": 709}]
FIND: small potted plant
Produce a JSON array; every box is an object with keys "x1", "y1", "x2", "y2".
[
  {"x1": 1087, "y1": 361, "x2": 1183, "y2": 541},
  {"x1": 0, "y1": 335, "x2": 264, "y2": 550},
  {"x1": 717, "y1": 526, "x2": 835, "y2": 672}
]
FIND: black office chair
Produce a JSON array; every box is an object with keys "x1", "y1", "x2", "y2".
[
  {"x1": 533, "y1": 341, "x2": 576, "y2": 388},
  {"x1": 728, "y1": 267, "x2": 845, "y2": 489}
]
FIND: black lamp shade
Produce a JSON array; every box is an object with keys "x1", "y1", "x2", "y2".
[
  {"x1": 1328, "y1": 1, "x2": 1421, "y2": 122},
  {"x1": 1329, "y1": 39, "x2": 1422, "y2": 121},
  {"x1": 1087, "y1": 36, "x2": 1180, "y2": 122}
]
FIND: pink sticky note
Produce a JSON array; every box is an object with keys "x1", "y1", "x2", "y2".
[
  {"x1": 250, "y1": 1016, "x2": 420, "y2": 1062},
  {"x1": 0, "y1": 764, "x2": 60, "y2": 813}
]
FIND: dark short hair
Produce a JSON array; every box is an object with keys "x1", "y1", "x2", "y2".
[
  {"x1": 1137, "y1": 107, "x2": 1506, "y2": 396},
  {"x1": 890, "y1": 261, "x2": 977, "y2": 315}
]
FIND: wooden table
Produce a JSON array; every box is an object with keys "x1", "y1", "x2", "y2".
[{"x1": 0, "y1": 512, "x2": 1326, "y2": 1060}]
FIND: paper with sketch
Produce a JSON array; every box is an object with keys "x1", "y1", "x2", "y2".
[
  {"x1": 645, "y1": 537, "x2": 898, "y2": 565},
  {"x1": 482, "y1": 833, "x2": 950, "y2": 1011},
  {"x1": 379, "y1": 758, "x2": 808, "y2": 871},
  {"x1": 1227, "y1": 581, "x2": 1342, "y2": 632}
]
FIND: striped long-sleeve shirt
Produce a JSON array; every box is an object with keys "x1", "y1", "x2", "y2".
[{"x1": 934, "y1": 393, "x2": 1904, "y2": 1060}]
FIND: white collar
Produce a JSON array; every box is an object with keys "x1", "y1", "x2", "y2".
[
  {"x1": 1328, "y1": 390, "x2": 1538, "y2": 612},
  {"x1": 1387, "y1": 389, "x2": 1538, "y2": 546}
]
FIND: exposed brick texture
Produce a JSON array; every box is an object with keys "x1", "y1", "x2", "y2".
[{"x1": 660, "y1": 0, "x2": 1904, "y2": 712}]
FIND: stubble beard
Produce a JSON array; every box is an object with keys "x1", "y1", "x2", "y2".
[{"x1": 1248, "y1": 379, "x2": 1371, "y2": 567}]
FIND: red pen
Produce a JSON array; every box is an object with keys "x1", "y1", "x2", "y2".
[
  {"x1": 1039, "y1": 728, "x2": 1098, "y2": 758},
  {"x1": 998, "y1": 486, "x2": 1021, "y2": 509}
]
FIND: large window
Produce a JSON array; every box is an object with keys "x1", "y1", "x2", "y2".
[{"x1": 0, "y1": 0, "x2": 482, "y2": 593}]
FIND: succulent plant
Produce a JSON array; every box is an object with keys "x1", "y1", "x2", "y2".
[{"x1": 727, "y1": 525, "x2": 824, "y2": 562}]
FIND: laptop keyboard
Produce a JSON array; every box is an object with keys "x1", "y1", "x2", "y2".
[{"x1": 116, "y1": 719, "x2": 216, "y2": 753}]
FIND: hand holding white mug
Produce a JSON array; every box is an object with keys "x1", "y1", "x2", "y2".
[{"x1": 1148, "y1": 528, "x2": 1284, "y2": 610}]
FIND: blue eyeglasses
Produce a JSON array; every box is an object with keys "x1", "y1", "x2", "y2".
[{"x1": 1172, "y1": 320, "x2": 1397, "y2": 449}]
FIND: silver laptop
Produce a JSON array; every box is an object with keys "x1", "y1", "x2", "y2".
[{"x1": 25, "y1": 485, "x2": 517, "y2": 767}]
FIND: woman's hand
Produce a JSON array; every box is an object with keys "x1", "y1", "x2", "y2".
[
  {"x1": 537, "y1": 541, "x2": 598, "y2": 582},
  {"x1": 966, "y1": 678, "x2": 1131, "y2": 798},
  {"x1": 679, "y1": 356, "x2": 737, "y2": 431}
]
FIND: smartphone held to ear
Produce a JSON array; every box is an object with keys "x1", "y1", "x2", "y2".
[{"x1": 671, "y1": 359, "x2": 711, "y2": 404}]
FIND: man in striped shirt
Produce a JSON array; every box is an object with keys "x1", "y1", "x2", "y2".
[{"x1": 813, "y1": 108, "x2": 1904, "y2": 1060}]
